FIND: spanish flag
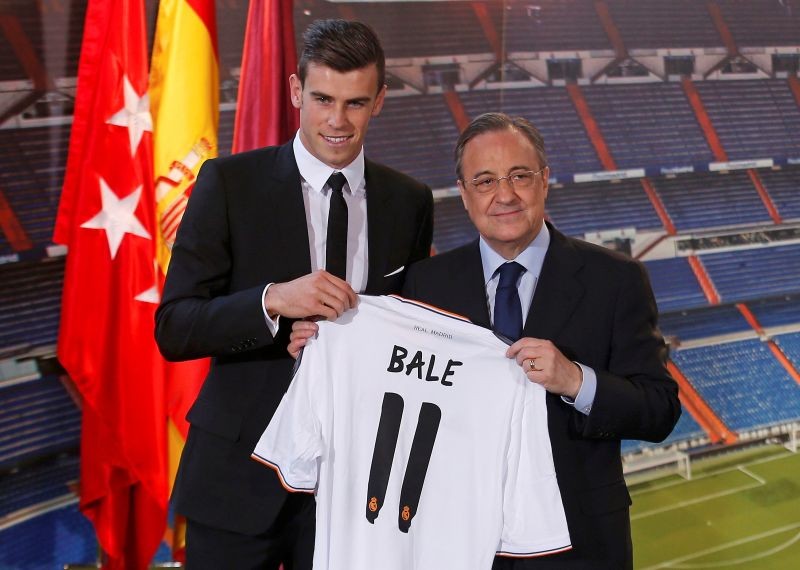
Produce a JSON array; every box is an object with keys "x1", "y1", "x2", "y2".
[{"x1": 149, "y1": 0, "x2": 218, "y2": 558}]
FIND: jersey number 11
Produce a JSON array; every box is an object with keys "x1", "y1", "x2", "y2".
[{"x1": 365, "y1": 392, "x2": 442, "y2": 533}]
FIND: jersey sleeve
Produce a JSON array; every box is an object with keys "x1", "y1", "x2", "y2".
[
  {"x1": 251, "y1": 347, "x2": 324, "y2": 493},
  {"x1": 497, "y1": 380, "x2": 572, "y2": 558}
]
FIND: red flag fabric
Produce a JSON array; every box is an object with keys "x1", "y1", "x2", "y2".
[
  {"x1": 232, "y1": 0, "x2": 299, "y2": 152},
  {"x1": 54, "y1": 0, "x2": 167, "y2": 567}
]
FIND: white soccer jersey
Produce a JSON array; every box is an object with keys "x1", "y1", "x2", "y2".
[{"x1": 252, "y1": 295, "x2": 570, "y2": 569}]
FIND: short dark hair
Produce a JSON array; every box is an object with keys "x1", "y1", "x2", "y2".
[
  {"x1": 298, "y1": 19, "x2": 385, "y2": 93},
  {"x1": 454, "y1": 113, "x2": 548, "y2": 181}
]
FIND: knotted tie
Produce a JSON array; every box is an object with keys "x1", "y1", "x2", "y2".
[
  {"x1": 325, "y1": 172, "x2": 348, "y2": 280},
  {"x1": 493, "y1": 261, "x2": 525, "y2": 341}
]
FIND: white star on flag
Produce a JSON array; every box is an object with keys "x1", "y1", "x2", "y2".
[
  {"x1": 106, "y1": 75, "x2": 153, "y2": 156},
  {"x1": 135, "y1": 285, "x2": 160, "y2": 304},
  {"x1": 81, "y1": 177, "x2": 152, "y2": 259}
]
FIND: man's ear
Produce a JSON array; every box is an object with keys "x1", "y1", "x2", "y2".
[
  {"x1": 457, "y1": 180, "x2": 468, "y2": 211},
  {"x1": 289, "y1": 74, "x2": 303, "y2": 110},
  {"x1": 371, "y1": 84, "x2": 387, "y2": 117}
]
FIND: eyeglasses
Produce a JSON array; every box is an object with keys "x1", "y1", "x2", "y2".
[{"x1": 467, "y1": 167, "x2": 547, "y2": 194}]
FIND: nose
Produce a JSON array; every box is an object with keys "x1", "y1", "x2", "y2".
[
  {"x1": 493, "y1": 176, "x2": 517, "y2": 202},
  {"x1": 328, "y1": 104, "x2": 348, "y2": 130}
]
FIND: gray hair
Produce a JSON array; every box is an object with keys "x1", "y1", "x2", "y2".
[{"x1": 454, "y1": 112, "x2": 547, "y2": 180}]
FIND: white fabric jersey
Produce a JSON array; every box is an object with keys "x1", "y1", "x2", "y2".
[{"x1": 252, "y1": 295, "x2": 570, "y2": 569}]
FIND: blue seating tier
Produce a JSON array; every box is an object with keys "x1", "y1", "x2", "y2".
[
  {"x1": 700, "y1": 244, "x2": 800, "y2": 303},
  {"x1": 659, "y1": 304, "x2": 750, "y2": 342},
  {"x1": 671, "y1": 339, "x2": 800, "y2": 431},
  {"x1": 644, "y1": 258, "x2": 708, "y2": 312}
]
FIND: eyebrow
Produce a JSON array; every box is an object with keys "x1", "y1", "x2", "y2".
[
  {"x1": 471, "y1": 165, "x2": 533, "y2": 178},
  {"x1": 309, "y1": 90, "x2": 372, "y2": 105}
]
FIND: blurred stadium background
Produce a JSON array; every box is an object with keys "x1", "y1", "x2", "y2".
[{"x1": 1, "y1": 0, "x2": 799, "y2": 567}]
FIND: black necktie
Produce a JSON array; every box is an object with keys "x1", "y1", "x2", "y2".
[
  {"x1": 493, "y1": 262, "x2": 525, "y2": 342},
  {"x1": 325, "y1": 172, "x2": 348, "y2": 280}
]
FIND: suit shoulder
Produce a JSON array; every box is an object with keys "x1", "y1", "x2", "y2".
[
  {"x1": 365, "y1": 158, "x2": 430, "y2": 193},
  {"x1": 207, "y1": 145, "x2": 282, "y2": 170},
  {"x1": 563, "y1": 233, "x2": 647, "y2": 279},
  {"x1": 408, "y1": 242, "x2": 476, "y2": 275}
]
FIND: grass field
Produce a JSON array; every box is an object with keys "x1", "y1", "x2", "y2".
[{"x1": 630, "y1": 444, "x2": 800, "y2": 569}]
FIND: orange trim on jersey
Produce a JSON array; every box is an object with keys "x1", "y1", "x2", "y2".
[
  {"x1": 250, "y1": 453, "x2": 315, "y2": 494},
  {"x1": 387, "y1": 294, "x2": 472, "y2": 324},
  {"x1": 496, "y1": 543, "x2": 573, "y2": 558}
]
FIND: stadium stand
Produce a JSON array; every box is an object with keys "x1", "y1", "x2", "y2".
[
  {"x1": 545, "y1": 178, "x2": 662, "y2": 237},
  {"x1": 717, "y1": 0, "x2": 800, "y2": 47},
  {"x1": 644, "y1": 257, "x2": 709, "y2": 312},
  {"x1": 694, "y1": 80, "x2": 800, "y2": 161},
  {"x1": 0, "y1": 502, "x2": 97, "y2": 568},
  {"x1": 0, "y1": 375, "x2": 80, "y2": 469},
  {"x1": 295, "y1": 1, "x2": 491, "y2": 58},
  {"x1": 580, "y1": 83, "x2": 715, "y2": 169},
  {"x1": 774, "y1": 332, "x2": 800, "y2": 369},
  {"x1": 365, "y1": 94, "x2": 461, "y2": 189},
  {"x1": 760, "y1": 166, "x2": 800, "y2": 221},
  {"x1": 0, "y1": 452, "x2": 79, "y2": 519},
  {"x1": 671, "y1": 339, "x2": 800, "y2": 431},
  {"x1": 651, "y1": 171, "x2": 773, "y2": 231},
  {"x1": 700, "y1": 243, "x2": 800, "y2": 303},
  {"x1": 659, "y1": 304, "x2": 752, "y2": 342},
  {"x1": 0, "y1": 258, "x2": 64, "y2": 351},
  {"x1": 430, "y1": 195, "x2": 478, "y2": 254},
  {"x1": 489, "y1": 0, "x2": 612, "y2": 53},
  {"x1": 748, "y1": 294, "x2": 800, "y2": 328},
  {"x1": 0, "y1": 124, "x2": 69, "y2": 255},
  {"x1": 607, "y1": 0, "x2": 721, "y2": 49}
]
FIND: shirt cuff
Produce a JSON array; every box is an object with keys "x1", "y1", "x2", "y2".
[
  {"x1": 560, "y1": 363, "x2": 596, "y2": 416},
  {"x1": 262, "y1": 283, "x2": 280, "y2": 337}
]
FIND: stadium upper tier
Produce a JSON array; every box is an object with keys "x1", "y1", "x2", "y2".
[
  {"x1": 362, "y1": 80, "x2": 800, "y2": 189},
  {"x1": 2, "y1": 1, "x2": 800, "y2": 84}
]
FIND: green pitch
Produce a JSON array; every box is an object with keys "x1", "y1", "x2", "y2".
[{"x1": 630, "y1": 445, "x2": 800, "y2": 569}]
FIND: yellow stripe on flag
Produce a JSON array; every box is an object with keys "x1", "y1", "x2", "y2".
[{"x1": 150, "y1": 0, "x2": 219, "y2": 275}]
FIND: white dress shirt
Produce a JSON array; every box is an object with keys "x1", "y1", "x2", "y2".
[
  {"x1": 479, "y1": 224, "x2": 596, "y2": 415},
  {"x1": 262, "y1": 133, "x2": 370, "y2": 334}
]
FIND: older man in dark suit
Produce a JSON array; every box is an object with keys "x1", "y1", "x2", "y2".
[
  {"x1": 155, "y1": 19, "x2": 433, "y2": 569},
  {"x1": 399, "y1": 112, "x2": 680, "y2": 569}
]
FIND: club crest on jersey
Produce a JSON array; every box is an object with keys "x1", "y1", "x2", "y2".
[
  {"x1": 369, "y1": 497, "x2": 379, "y2": 512},
  {"x1": 387, "y1": 345, "x2": 463, "y2": 387},
  {"x1": 401, "y1": 505, "x2": 411, "y2": 521}
]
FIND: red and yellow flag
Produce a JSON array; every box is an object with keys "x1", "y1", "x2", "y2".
[
  {"x1": 149, "y1": 0, "x2": 218, "y2": 558},
  {"x1": 55, "y1": 0, "x2": 167, "y2": 566},
  {"x1": 233, "y1": 0, "x2": 299, "y2": 152}
]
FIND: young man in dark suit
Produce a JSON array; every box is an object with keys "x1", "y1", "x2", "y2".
[
  {"x1": 402, "y1": 113, "x2": 680, "y2": 569},
  {"x1": 155, "y1": 19, "x2": 433, "y2": 569}
]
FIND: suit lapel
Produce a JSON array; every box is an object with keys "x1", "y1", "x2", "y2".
[
  {"x1": 523, "y1": 225, "x2": 585, "y2": 340},
  {"x1": 364, "y1": 159, "x2": 396, "y2": 293},
  {"x1": 452, "y1": 241, "x2": 492, "y2": 329},
  {"x1": 270, "y1": 142, "x2": 312, "y2": 278}
]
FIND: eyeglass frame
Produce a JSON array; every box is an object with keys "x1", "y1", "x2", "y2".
[{"x1": 464, "y1": 166, "x2": 548, "y2": 194}]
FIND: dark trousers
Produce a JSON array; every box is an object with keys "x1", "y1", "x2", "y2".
[{"x1": 185, "y1": 493, "x2": 315, "y2": 570}]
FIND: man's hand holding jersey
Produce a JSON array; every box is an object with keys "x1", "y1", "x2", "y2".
[{"x1": 265, "y1": 269, "x2": 358, "y2": 321}]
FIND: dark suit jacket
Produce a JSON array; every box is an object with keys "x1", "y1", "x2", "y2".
[
  {"x1": 402, "y1": 224, "x2": 680, "y2": 569},
  {"x1": 155, "y1": 141, "x2": 433, "y2": 535}
]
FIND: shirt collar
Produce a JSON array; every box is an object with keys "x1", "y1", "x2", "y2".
[
  {"x1": 480, "y1": 223, "x2": 551, "y2": 286},
  {"x1": 293, "y1": 131, "x2": 366, "y2": 195}
]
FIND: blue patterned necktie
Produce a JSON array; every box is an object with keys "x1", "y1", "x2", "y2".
[{"x1": 493, "y1": 261, "x2": 525, "y2": 341}]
